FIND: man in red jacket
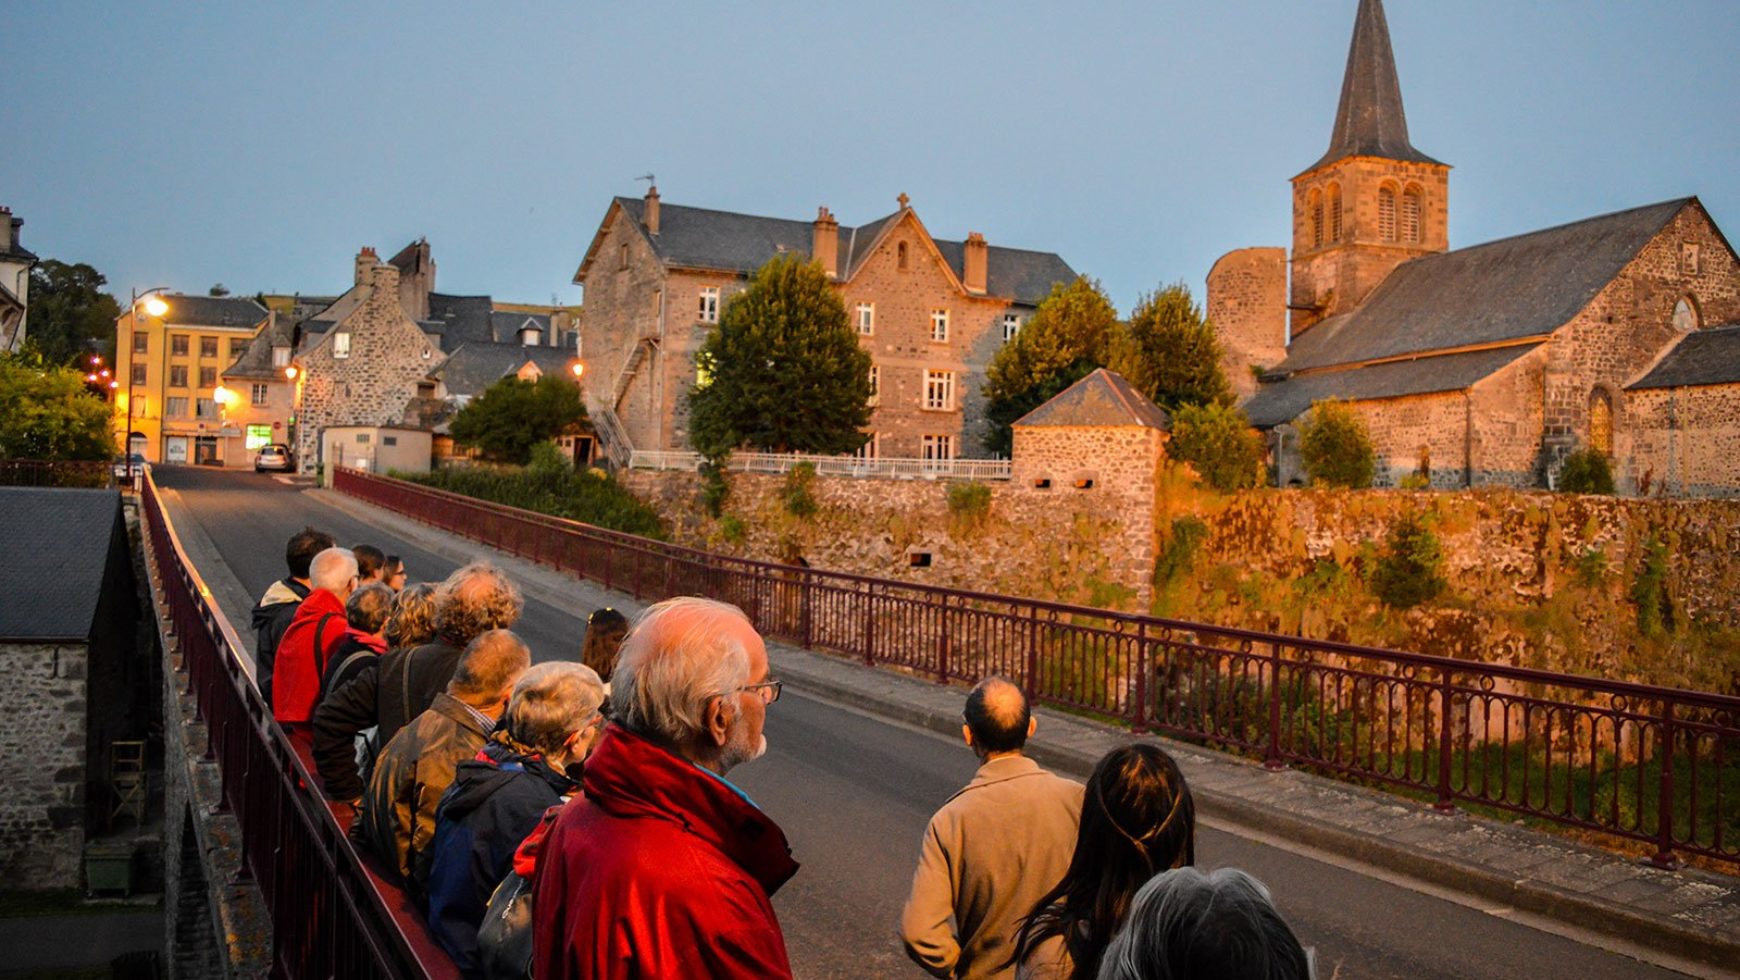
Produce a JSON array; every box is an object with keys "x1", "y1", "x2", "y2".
[
  {"x1": 272, "y1": 546, "x2": 359, "y2": 723},
  {"x1": 532, "y1": 597, "x2": 798, "y2": 980}
]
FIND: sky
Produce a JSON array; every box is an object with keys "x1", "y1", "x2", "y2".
[{"x1": 3, "y1": 1, "x2": 1737, "y2": 314}]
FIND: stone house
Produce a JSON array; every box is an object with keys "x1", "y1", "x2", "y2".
[
  {"x1": 572, "y1": 188, "x2": 1076, "y2": 461},
  {"x1": 0, "y1": 204, "x2": 36, "y2": 353},
  {"x1": 1209, "y1": 0, "x2": 1740, "y2": 494}
]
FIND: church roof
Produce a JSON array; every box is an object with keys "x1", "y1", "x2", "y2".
[
  {"x1": 1015, "y1": 369, "x2": 1171, "y2": 430},
  {"x1": 1629, "y1": 324, "x2": 1740, "y2": 391},
  {"x1": 1245, "y1": 344, "x2": 1540, "y2": 428},
  {"x1": 1301, "y1": 0, "x2": 1442, "y2": 175},
  {"x1": 1276, "y1": 198, "x2": 1694, "y2": 374}
]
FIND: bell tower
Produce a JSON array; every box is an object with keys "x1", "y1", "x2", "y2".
[{"x1": 1290, "y1": 0, "x2": 1450, "y2": 337}]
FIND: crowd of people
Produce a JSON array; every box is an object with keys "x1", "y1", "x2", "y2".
[{"x1": 252, "y1": 526, "x2": 1313, "y2": 980}]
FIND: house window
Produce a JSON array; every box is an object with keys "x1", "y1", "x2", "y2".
[
  {"x1": 921, "y1": 434, "x2": 954, "y2": 465},
  {"x1": 333, "y1": 332, "x2": 351, "y2": 358},
  {"x1": 1309, "y1": 189, "x2": 1323, "y2": 249},
  {"x1": 383, "y1": 435, "x2": 398, "y2": 447},
  {"x1": 250, "y1": 383, "x2": 269, "y2": 406},
  {"x1": 198, "y1": 366, "x2": 217, "y2": 388},
  {"x1": 868, "y1": 365, "x2": 880, "y2": 407},
  {"x1": 1378, "y1": 185, "x2": 1397, "y2": 242},
  {"x1": 1401, "y1": 186, "x2": 1422, "y2": 243},
  {"x1": 1589, "y1": 390, "x2": 1614, "y2": 457},
  {"x1": 923, "y1": 370, "x2": 955, "y2": 411},
  {"x1": 930, "y1": 309, "x2": 949, "y2": 342},
  {"x1": 699, "y1": 287, "x2": 720, "y2": 323},
  {"x1": 195, "y1": 398, "x2": 217, "y2": 420},
  {"x1": 166, "y1": 397, "x2": 188, "y2": 418},
  {"x1": 131, "y1": 363, "x2": 147, "y2": 386},
  {"x1": 1682, "y1": 243, "x2": 1701, "y2": 276},
  {"x1": 857, "y1": 303, "x2": 874, "y2": 335},
  {"x1": 230, "y1": 338, "x2": 248, "y2": 358},
  {"x1": 1327, "y1": 183, "x2": 1342, "y2": 242},
  {"x1": 171, "y1": 335, "x2": 189, "y2": 356},
  {"x1": 852, "y1": 434, "x2": 880, "y2": 460},
  {"x1": 133, "y1": 333, "x2": 148, "y2": 354},
  {"x1": 1002, "y1": 314, "x2": 1021, "y2": 342},
  {"x1": 200, "y1": 336, "x2": 218, "y2": 358},
  {"x1": 169, "y1": 365, "x2": 189, "y2": 388},
  {"x1": 271, "y1": 346, "x2": 290, "y2": 367},
  {"x1": 356, "y1": 432, "x2": 371, "y2": 443}
]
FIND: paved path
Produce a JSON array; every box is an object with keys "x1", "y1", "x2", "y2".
[{"x1": 151, "y1": 465, "x2": 1734, "y2": 979}]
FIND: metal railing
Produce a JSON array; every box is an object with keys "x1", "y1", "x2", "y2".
[
  {"x1": 628, "y1": 449, "x2": 1014, "y2": 481},
  {"x1": 0, "y1": 458, "x2": 114, "y2": 488},
  {"x1": 337, "y1": 467, "x2": 1740, "y2": 869},
  {"x1": 140, "y1": 470, "x2": 459, "y2": 979}
]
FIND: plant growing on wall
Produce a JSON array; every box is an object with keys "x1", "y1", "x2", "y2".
[
  {"x1": 1299, "y1": 398, "x2": 1375, "y2": 488},
  {"x1": 1152, "y1": 516, "x2": 1209, "y2": 586},
  {"x1": 1370, "y1": 514, "x2": 1446, "y2": 608},
  {"x1": 781, "y1": 462, "x2": 819, "y2": 518},
  {"x1": 1557, "y1": 448, "x2": 1615, "y2": 494},
  {"x1": 981, "y1": 276, "x2": 1121, "y2": 455},
  {"x1": 1630, "y1": 535, "x2": 1674, "y2": 637},
  {"x1": 449, "y1": 374, "x2": 586, "y2": 464},
  {"x1": 946, "y1": 481, "x2": 992, "y2": 535},
  {"x1": 1168, "y1": 401, "x2": 1264, "y2": 492},
  {"x1": 1112, "y1": 282, "x2": 1234, "y2": 412}
]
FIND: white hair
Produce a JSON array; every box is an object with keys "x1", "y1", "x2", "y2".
[
  {"x1": 309, "y1": 547, "x2": 358, "y2": 594},
  {"x1": 611, "y1": 597, "x2": 753, "y2": 744},
  {"x1": 1097, "y1": 868, "x2": 1314, "y2": 980},
  {"x1": 505, "y1": 662, "x2": 606, "y2": 755}
]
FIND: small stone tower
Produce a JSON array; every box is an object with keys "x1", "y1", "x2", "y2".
[{"x1": 1289, "y1": 0, "x2": 1450, "y2": 337}]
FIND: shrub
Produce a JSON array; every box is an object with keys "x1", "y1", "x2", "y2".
[
  {"x1": 1168, "y1": 402, "x2": 1264, "y2": 492},
  {"x1": 781, "y1": 462, "x2": 819, "y2": 519},
  {"x1": 718, "y1": 514, "x2": 746, "y2": 545},
  {"x1": 698, "y1": 459, "x2": 730, "y2": 518},
  {"x1": 1630, "y1": 535, "x2": 1674, "y2": 637},
  {"x1": 1299, "y1": 399, "x2": 1375, "y2": 489},
  {"x1": 1370, "y1": 515, "x2": 1446, "y2": 608},
  {"x1": 1557, "y1": 448, "x2": 1615, "y2": 495},
  {"x1": 1572, "y1": 547, "x2": 1608, "y2": 588},
  {"x1": 946, "y1": 481, "x2": 992, "y2": 522},
  {"x1": 402, "y1": 463, "x2": 664, "y2": 538},
  {"x1": 1153, "y1": 516, "x2": 1209, "y2": 585}
]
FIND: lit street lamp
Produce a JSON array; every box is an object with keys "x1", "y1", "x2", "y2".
[{"x1": 124, "y1": 287, "x2": 171, "y2": 482}]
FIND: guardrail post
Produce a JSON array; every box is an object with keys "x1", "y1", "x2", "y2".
[
  {"x1": 1434, "y1": 665, "x2": 1457, "y2": 812},
  {"x1": 800, "y1": 571, "x2": 813, "y2": 650},
  {"x1": 1024, "y1": 607, "x2": 1039, "y2": 701},
  {"x1": 1650, "y1": 697, "x2": 1681, "y2": 869},
  {"x1": 1264, "y1": 640, "x2": 1286, "y2": 771},
  {"x1": 1132, "y1": 623, "x2": 1150, "y2": 734},
  {"x1": 862, "y1": 584, "x2": 875, "y2": 666},
  {"x1": 936, "y1": 596, "x2": 951, "y2": 684}
]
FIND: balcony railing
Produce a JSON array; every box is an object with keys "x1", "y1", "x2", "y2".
[{"x1": 628, "y1": 449, "x2": 1013, "y2": 481}]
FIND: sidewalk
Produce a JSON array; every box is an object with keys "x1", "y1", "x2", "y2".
[{"x1": 306, "y1": 488, "x2": 1740, "y2": 976}]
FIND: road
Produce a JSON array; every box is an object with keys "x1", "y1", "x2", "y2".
[{"x1": 153, "y1": 465, "x2": 1693, "y2": 979}]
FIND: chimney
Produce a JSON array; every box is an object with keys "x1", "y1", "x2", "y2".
[
  {"x1": 963, "y1": 232, "x2": 988, "y2": 294},
  {"x1": 644, "y1": 185, "x2": 660, "y2": 236},
  {"x1": 813, "y1": 207, "x2": 839, "y2": 278},
  {"x1": 355, "y1": 246, "x2": 378, "y2": 285},
  {"x1": 0, "y1": 206, "x2": 12, "y2": 251}
]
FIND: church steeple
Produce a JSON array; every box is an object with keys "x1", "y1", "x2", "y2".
[{"x1": 1304, "y1": 0, "x2": 1441, "y2": 175}]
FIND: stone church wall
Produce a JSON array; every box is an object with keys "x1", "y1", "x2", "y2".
[
  {"x1": 1625, "y1": 384, "x2": 1740, "y2": 498},
  {"x1": 0, "y1": 642, "x2": 87, "y2": 888}
]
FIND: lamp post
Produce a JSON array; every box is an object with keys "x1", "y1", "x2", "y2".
[{"x1": 124, "y1": 288, "x2": 170, "y2": 483}]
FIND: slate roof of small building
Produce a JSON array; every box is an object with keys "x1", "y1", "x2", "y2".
[
  {"x1": 433, "y1": 342, "x2": 576, "y2": 397},
  {"x1": 222, "y1": 314, "x2": 295, "y2": 380},
  {"x1": 1276, "y1": 198, "x2": 1693, "y2": 374},
  {"x1": 1628, "y1": 324, "x2": 1740, "y2": 390},
  {"x1": 428, "y1": 293, "x2": 496, "y2": 351},
  {"x1": 1245, "y1": 344, "x2": 1540, "y2": 428},
  {"x1": 490, "y1": 311, "x2": 553, "y2": 343},
  {"x1": 1302, "y1": 0, "x2": 1441, "y2": 174},
  {"x1": 1015, "y1": 368, "x2": 1171, "y2": 430},
  {"x1": 606, "y1": 197, "x2": 1075, "y2": 306},
  {"x1": 160, "y1": 294, "x2": 270, "y2": 329},
  {"x1": 0, "y1": 489, "x2": 123, "y2": 641}
]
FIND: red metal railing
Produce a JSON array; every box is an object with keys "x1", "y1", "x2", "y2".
[
  {"x1": 0, "y1": 458, "x2": 113, "y2": 488},
  {"x1": 141, "y1": 469, "x2": 459, "y2": 979},
  {"x1": 338, "y1": 467, "x2": 1740, "y2": 869}
]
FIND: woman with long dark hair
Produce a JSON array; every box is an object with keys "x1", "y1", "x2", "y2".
[{"x1": 1012, "y1": 743, "x2": 1195, "y2": 980}]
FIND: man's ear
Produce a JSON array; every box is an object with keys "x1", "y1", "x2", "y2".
[
  {"x1": 704, "y1": 697, "x2": 732, "y2": 748},
  {"x1": 961, "y1": 724, "x2": 973, "y2": 748},
  {"x1": 1027, "y1": 716, "x2": 1038, "y2": 738}
]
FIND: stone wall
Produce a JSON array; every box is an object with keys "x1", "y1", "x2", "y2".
[
  {"x1": 0, "y1": 642, "x2": 87, "y2": 888},
  {"x1": 1206, "y1": 247, "x2": 1288, "y2": 401},
  {"x1": 1626, "y1": 384, "x2": 1740, "y2": 498}
]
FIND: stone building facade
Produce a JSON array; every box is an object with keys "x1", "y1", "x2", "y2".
[
  {"x1": 0, "y1": 204, "x2": 36, "y2": 352},
  {"x1": 573, "y1": 189, "x2": 1076, "y2": 460}
]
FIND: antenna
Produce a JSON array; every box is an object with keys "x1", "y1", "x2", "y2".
[{"x1": 635, "y1": 173, "x2": 656, "y2": 187}]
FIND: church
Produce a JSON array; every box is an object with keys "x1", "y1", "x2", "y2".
[{"x1": 1208, "y1": 0, "x2": 1740, "y2": 496}]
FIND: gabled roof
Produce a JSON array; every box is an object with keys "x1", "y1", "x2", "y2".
[
  {"x1": 433, "y1": 342, "x2": 576, "y2": 397},
  {"x1": 490, "y1": 311, "x2": 553, "y2": 343},
  {"x1": 1246, "y1": 344, "x2": 1539, "y2": 428},
  {"x1": 160, "y1": 294, "x2": 270, "y2": 329},
  {"x1": 1301, "y1": 0, "x2": 1441, "y2": 175},
  {"x1": 1277, "y1": 198, "x2": 1695, "y2": 374},
  {"x1": 428, "y1": 293, "x2": 496, "y2": 351},
  {"x1": 1015, "y1": 369, "x2": 1171, "y2": 430},
  {"x1": 0, "y1": 489, "x2": 125, "y2": 641},
  {"x1": 222, "y1": 314, "x2": 294, "y2": 380},
  {"x1": 1628, "y1": 324, "x2": 1740, "y2": 391}
]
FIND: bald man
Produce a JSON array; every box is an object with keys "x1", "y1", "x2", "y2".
[{"x1": 901, "y1": 676, "x2": 1084, "y2": 979}]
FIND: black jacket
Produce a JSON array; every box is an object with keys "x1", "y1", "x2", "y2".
[
  {"x1": 250, "y1": 577, "x2": 309, "y2": 704},
  {"x1": 312, "y1": 636, "x2": 467, "y2": 800}
]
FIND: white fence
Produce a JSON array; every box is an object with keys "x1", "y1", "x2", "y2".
[{"x1": 627, "y1": 449, "x2": 1012, "y2": 481}]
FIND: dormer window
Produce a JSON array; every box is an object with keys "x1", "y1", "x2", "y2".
[
  {"x1": 333, "y1": 332, "x2": 351, "y2": 359},
  {"x1": 271, "y1": 346, "x2": 290, "y2": 367}
]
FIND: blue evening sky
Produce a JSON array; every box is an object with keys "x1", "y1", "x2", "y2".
[{"x1": 3, "y1": 1, "x2": 1736, "y2": 313}]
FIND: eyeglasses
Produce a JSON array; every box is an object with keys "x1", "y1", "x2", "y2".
[{"x1": 738, "y1": 680, "x2": 782, "y2": 705}]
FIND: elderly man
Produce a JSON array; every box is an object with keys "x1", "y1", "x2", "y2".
[
  {"x1": 250, "y1": 526, "x2": 335, "y2": 705},
  {"x1": 355, "y1": 628, "x2": 531, "y2": 885},
  {"x1": 532, "y1": 597, "x2": 798, "y2": 980},
  {"x1": 424, "y1": 661, "x2": 607, "y2": 976},
  {"x1": 901, "y1": 676, "x2": 1084, "y2": 980},
  {"x1": 312, "y1": 561, "x2": 523, "y2": 801},
  {"x1": 272, "y1": 546, "x2": 358, "y2": 723}
]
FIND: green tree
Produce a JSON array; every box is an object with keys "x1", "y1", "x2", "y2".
[
  {"x1": 687, "y1": 254, "x2": 872, "y2": 456},
  {"x1": 0, "y1": 351, "x2": 117, "y2": 460},
  {"x1": 1169, "y1": 401, "x2": 1264, "y2": 492},
  {"x1": 1370, "y1": 514, "x2": 1447, "y2": 608},
  {"x1": 1557, "y1": 448, "x2": 1615, "y2": 494},
  {"x1": 981, "y1": 277, "x2": 1121, "y2": 455},
  {"x1": 1113, "y1": 282, "x2": 1233, "y2": 412},
  {"x1": 1299, "y1": 398, "x2": 1375, "y2": 488},
  {"x1": 25, "y1": 260, "x2": 122, "y2": 366},
  {"x1": 449, "y1": 374, "x2": 587, "y2": 464}
]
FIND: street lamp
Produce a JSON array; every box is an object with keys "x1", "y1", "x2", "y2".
[
  {"x1": 570, "y1": 360, "x2": 586, "y2": 379},
  {"x1": 125, "y1": 287, "x2": 171, "y2": 482}
]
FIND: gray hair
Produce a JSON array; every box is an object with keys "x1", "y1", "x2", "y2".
[
  {"x1": 434, "y1": 561, "x2": 524, "y2": 645},
  {"x1": 309, "y1": 547, "x2": 358, "y2": 594},
  {"x1": 448, "y1": 629, "x2": 532, "y2": 702},
  {"x1": 611, "y1": 597, "x2": 753, "y2": 744},
  {"x1": 345, "y1": 582, "x2": 395, "y2": 633},
  {"x1": 1097, "y1": 867, "x2": 1313, "y2": 980},
  {"x1": 504, "y1": 662, "x2": 606, "y2": 755}
]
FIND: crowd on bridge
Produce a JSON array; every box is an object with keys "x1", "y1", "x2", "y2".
[{"x1": 251, "y1": 525, "x2": 1315, "y2": 979}]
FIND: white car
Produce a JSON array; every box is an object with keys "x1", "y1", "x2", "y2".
[{"x1": 254, "y1": 444, "x2": 294, "y2": 473}]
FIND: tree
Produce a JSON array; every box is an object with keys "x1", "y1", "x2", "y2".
[
  {"x1": 981, "y1": 277, "x2": 1121, "y2": 455},
  {"x1": 449, "y1": 374, "x2": 587, "y2": 464},
  {"x1": 1299, "y1": 398, "x2": 1375, "y2": 488},
  {"x1": 25, "y1": 260, "x2": 121, "y2": 366},
  {"x1": 687, "y1": 254, "x2": 872, "y2": 456},
  {"x1": 1169, "y1": 401, "x2": 1264, "y2": 492},
  {"x1": 1113, "y1": 282, "x2": 1233, "y2": 412},
  {"x1": 0, "y1": 351, "x2": 116, "y2": 460},
  {"x1": 1370, "y1": 514, "x2": 1447, "y2": 608}
]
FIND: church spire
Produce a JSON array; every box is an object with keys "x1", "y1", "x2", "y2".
[{"x1": 1304, "y1": 0, "x2": 1441, "y2": 174}]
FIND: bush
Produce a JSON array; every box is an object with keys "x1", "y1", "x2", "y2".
[
  {"x1": 1558, "y1": 448, "x2": 1615, "y2": 494},
  {"x1": 449, "y1": 374, "x2": 586, "y2": 464},
  {"x1": 402, "y1": 462, "x2": 665, "y2": 539},
  {"x1": 781, "y1": 462, "x2": 819, "y2": 519},
  {"x1": 699, "y1": 459, "x2": 730, "y2": 518},
  {"x1": 1168, "y1": 402, "x2": 1264, "y2": 492},
  {"x1": 1299, "y1": 399, "x2": 1375, "y2": 488},
  {"x1": 1153, "y1": 516, "x2": 1209, "y2": 585},
  {"x1": 946, "y1": 481, "x2": 992, "y2": 521},
  {"x1": 1370, "y1": 515, "x2": 1446, "y2": 608},
  {"x1": 718, "y1": 514, "x2": 746, "y2": 545},
  {"x1": 1573, "y1": 547, "x2": 1608, "y2": 588},
  {"x1": 1630, "y1": 535, "x2": 1674, "y2": 637}
]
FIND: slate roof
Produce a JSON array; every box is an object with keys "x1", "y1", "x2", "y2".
[
  {"x1": 434, "y1": 342, "x2": 576, "y2": 397},
  {"x1": 490, "y1": 311, "x2": 553, "y2": 343},
  {"x1": 1277, "y1": 198, "x2": 1693, "y2": 374},
  {"x1": 1302, "y1": 0, "x2": 1441, "y2": 174},
  {"x1": 160, "y1": 295, "x2": 270, "y2": 329},
  {"x1": 1628, "y1": 324, "x2": 1740, "y2": 391},
  {"x1": 428, "y1": 293, "x2": 496, "y2": 352},
  {"x1": 603, "y1": 197, "x2": 1075, "y2": 306},
  {"x1": 1245, "y1": 344, "x2": 1540, "y2": 428},
  {"x1": 1015, "y1": 369, "x2": 1171, "y2": 430},
  {"x1": 0, "y1": 489, "x2": 124, "y2": 641},
  {"x1": 223, "y1": 314, "x2": 294, "y2": 380}
]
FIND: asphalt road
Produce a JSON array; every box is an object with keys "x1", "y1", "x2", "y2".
[{"x1": 153, "y1": 465, "x2": 1693, "y2": 979}]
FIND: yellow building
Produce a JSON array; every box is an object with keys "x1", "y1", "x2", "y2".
[{"x1": 114, "y1": 294, "x2": 272, "y2": 466}]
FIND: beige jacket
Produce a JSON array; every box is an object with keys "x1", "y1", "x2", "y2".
[{"x1": 901, "y1": 755, "x2": 1084, "y2": 979}]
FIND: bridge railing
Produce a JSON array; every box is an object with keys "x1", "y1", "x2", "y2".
[
  {"x1": 336, "y1": 466, "x2": 1740, "y2": 869},
  {"x1": 141, "y1": 469, "x2": 459, "y2": 979}
]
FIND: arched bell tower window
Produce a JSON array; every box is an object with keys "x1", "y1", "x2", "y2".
[
  {"x1": 1309, "y1": 190, "x2": 1324, "y2": 249},
  {"x1": 1672, "y1": 296, "x2": 1700, "y2": 333},
  {"x1": 1327, "y1": 183, "x2": 1343, "y2": 242},
  {"x1": 1589, "y1": 390, "x2": 1613, "y2": 457},
  {"x1": 1401, "y1": 185, "x2": 1423, "y2": 243},
  {"x1": 1378, "y1": 185, "x2": 1398, "y2": 242}
]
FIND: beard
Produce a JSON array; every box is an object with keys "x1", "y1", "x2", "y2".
[{"x1": 720, "y1": 715, "x2": 768, "y2": 773}]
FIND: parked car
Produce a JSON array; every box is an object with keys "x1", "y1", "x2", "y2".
[
  {"x1": 254, "y1": 444, "x2": 294, "y2": 473},
  {"x1": 112, "y1": 453, "x2": 148, "y2": 480}
]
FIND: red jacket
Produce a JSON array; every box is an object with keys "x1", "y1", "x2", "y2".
[
  {"x1": 531, "y1": 725, "x2": 799, "y2": 980},
  {"x1": 271, "y1": 588, "x2": 348, "y2": 723}
]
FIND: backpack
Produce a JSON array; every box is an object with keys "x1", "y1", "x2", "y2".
[{"x1": 475, "y1": 804, "x2": 564, "y2": 980}]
